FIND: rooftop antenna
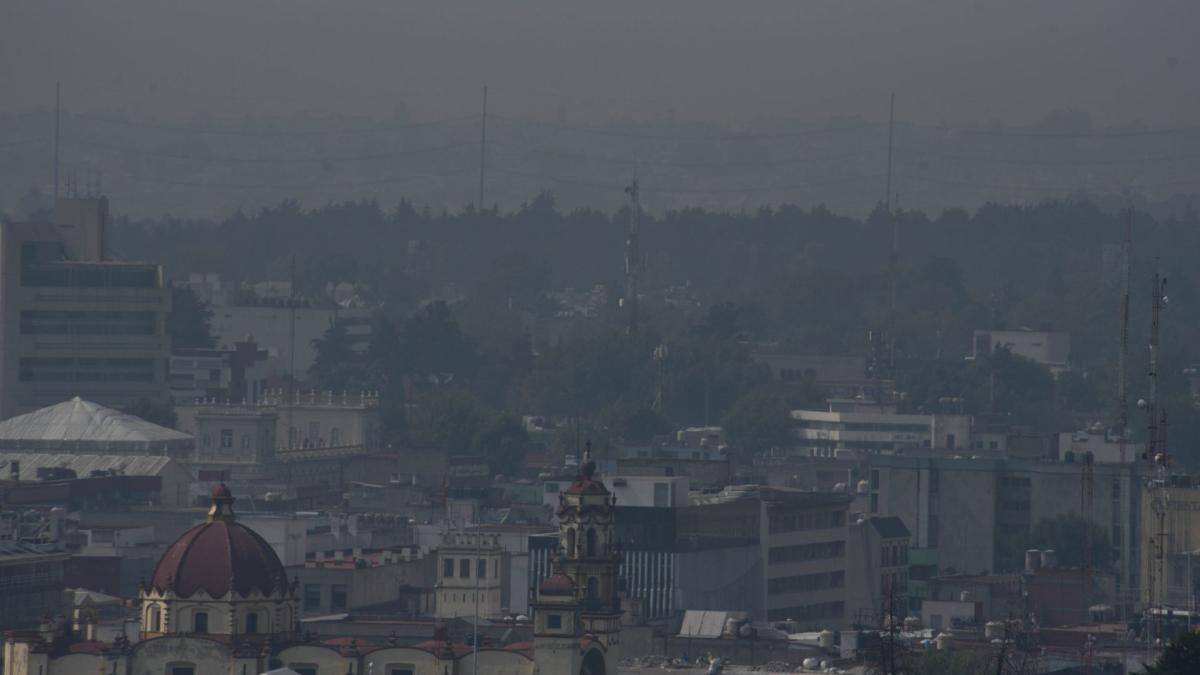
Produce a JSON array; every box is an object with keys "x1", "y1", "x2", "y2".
[
  {"x1": 1141, "y1": 268, "x2": 1169, "y2": 647},
  {"x1": 623, "y1": 178, "x2": 642, "y2": 336},
  {"x1": 477, "y1": 85, "x2": 488, "y2": 211},
  {"x1": 54, "y1": 82, "x2": 61, "y2": 201},
  {"x1": 1117, "y1": 208, "x2": 1132, "y2": 463}
]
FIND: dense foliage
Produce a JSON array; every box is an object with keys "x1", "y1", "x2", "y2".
[{"x1": 112, "y1": 196, "x2": 1200, "y2": 468}]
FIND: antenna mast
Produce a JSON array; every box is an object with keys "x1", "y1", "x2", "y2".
[
  {"x1": 54, "y1": 82, "x2": 61, "y2": 201},
  {"x1": 1117, "y1": 209, "x2": 1132, "y2": 463},
  {"x1": 624, "y1": 179, "x2": 641, "y2": 336},
  {"x1": 1143, "y1": 270, "x2": 1169, "y2": 647},
  {"x1": 478, "y1": 85, "x2": 488, "y2": 210}
]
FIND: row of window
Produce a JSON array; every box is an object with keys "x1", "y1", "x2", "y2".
[
  {"x1": 18, "y1": 357, "x2": 156, "y2": 382},
  {"x1": 881, "y1": 544, "x2": 908, "y2": 567},
  {"x1": 767, "y1": 509, "x2": 846, "y2": 534},
  {"x1": 442, "y1": 557, "x2": 496, "y2": 580},
  {"x1": 767, "y1": 601, "x2": 845, "y2": 622},
  {"x1": 303, "y1": 583, "x2": 348, "y2": 612},
  {"x1": 768, "y1": 541, "x2": 846, "y2": 565},
  {"x1": 20, "y1": 310, "x2": 158, "y2": 335},
  {"x1": 767, "y1": 570, "x2": 845, "y2": 595}
]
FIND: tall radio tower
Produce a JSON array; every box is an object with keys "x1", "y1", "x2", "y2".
[{"x1": 624, "y1": 179, "x2": 642, "y2": 336}]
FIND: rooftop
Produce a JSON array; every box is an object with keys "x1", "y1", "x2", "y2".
[{"x1": 0, "y1": 398, "x2": 192, "y2": 450}]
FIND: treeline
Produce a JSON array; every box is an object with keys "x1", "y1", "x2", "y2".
[{"x1": 113, "y1": 195, "x2": 1200, "y2": 467}]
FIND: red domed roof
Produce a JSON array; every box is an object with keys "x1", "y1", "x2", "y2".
[
  {"x1": 149, "y1": 486, "x2": 287, "y2": 598},
  {"x1": 539, "y1": 572, "x2": 576, "y2": 596}
]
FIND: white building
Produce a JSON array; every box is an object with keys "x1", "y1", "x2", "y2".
[
  {"x1": 791, "y1": 407, "x2": 972, "y2": 458},
  {"x1": 970, "y1": 329, "x2": 1070, "y2": 374}
]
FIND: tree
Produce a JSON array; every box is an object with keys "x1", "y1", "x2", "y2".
[
  {"x1": 167, "y1": 286, "x2": 216, "y2": 349},
  {"x1": 309, "y1": 321, "x2": 365, "y2": 391},
  {"x1": 1029, "y1": 513, "x2": 1112, "y2": 569},
  {"x1": 123, "y1": 397, "x2": 177, "y2": 429},
  {"x1": 400, "y1": 301, "x2": 479, "y2": 382},
  {"x1": 1145, "y1": 630, "x2": 1200, "y2": 674},
  {"x1": 406, "y1": 388, "x2": 490, "y2": 454},
  {"x1": 723, "y1": 382, "x2": 824, "y2": 455},
  {"x1": 472, "y1": 414, "x2": 529, "y2": 476}
]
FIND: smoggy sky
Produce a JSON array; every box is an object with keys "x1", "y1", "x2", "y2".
[{"x1": 2, "y1": 0, "x2": 1198, "y2": 127}]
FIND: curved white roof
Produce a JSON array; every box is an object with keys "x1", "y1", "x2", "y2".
[{"x1": 0, "y1": 397, "x2": 193, "y2": 451}]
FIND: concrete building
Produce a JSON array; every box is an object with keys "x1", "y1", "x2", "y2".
[
  {"x1": 870, "y1": 455, "x2": 1144, "y2": 605},
  {"x1": 1140, "y1": 478, "x2": 1200, "y2": 612},
  {"x1": 970, "y1": 328, "x2": 1070, "y2": 374},
  {"x1": 434, "y1": 531, "x2": 505, "y2": 620},
  {"x1": 0, "y1": 452, "x2": 193, "y2": 507},
  {"x1": 753, "y1": 353, "x2": 888, "y2": 400},
  {"x1": 168, "y1": 339, "x2": 268, "y2": 403},
  {"x1": 0, "y1": 197, "x2": 171, "y2": 419},
  {"x1": 174, "y1": 391, "x2": 380, "y2": 493},
  {"x1": 791, "y1": 407, "x2": 972, "y2": 458},
  {"x1": 0, "y1": 509, "x2": 69, "y2": 630},
  {"x1": 295, "y1": 546, "x2": 435, "y2": 617},
  {"x1": 845, "y1": 516, "x2": 912, "y2": 627}
]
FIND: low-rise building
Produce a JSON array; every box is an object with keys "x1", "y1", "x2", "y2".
[
  {"x1": 434, "y1": 531, "x2": 505, "y2": 620},
  {"x1": 970, "y1": 328, "x2": 1070, "y2": 374},
  {"x1": 790, "y1": 407, "x2": 972, "y2": 459},
  {"x1": 295, "y1": 546, "x2": 435, "y2": 617}
]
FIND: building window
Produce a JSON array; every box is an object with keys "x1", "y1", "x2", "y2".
[
  {"x1": 547, "y1": 614, "x2": 562, "y2": 629},
  {"x1": 870, "y1": 494, "x2": 879, "y2": 513},
  {"x1": 193, "y1": 611, "x2": 208, "y2": 633},
  {"x1": 586, "y1": 528, "x2": 597, "y2": 557},
  {"x1": 870, "y1": 469, "x2": 880, "y2": 490},
  {"x1": 565, "y1": 528, "x2": 576, "y2": 557},
  {"x1": 308, "y1": 421, "x2": 321, "y2": 443},
  {"x1": 220, "y1": 429, "x2": 233, "y2": 448},
  {"x1": 330, "y1": 428, "x2": 341, "y2": 446},
  {"x1": 331, "y1": 584, "x2": 348, "y2": 612},
  {"x1": 241, "y1": 434, "x2": 252, "y2": 451},
  {"x1": 169, "y1": 664, "x2": 196, "y2": 675},
  {"x1": 304, "y1": 584, "x2": 322, "y2": 611},
  {"x1": 244, "y1": 612, "x2": 258, "y2": 634},
  {"x1": 460, "y1": 559, "x2": 471, "y2": 578},
  {"x1": 477, "y1": 558, "x2": 487, "y2": 579},
  {"x1": 443, "y1": 558, "x2": 455, "y2": 578},
  {"x1": 386, "y1": 667, "x2": 414, "y2": 675}
]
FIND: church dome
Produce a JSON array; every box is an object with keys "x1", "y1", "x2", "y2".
[
  {"x1": 149, "y1": 484, "x2": 287, "y2": 598},
  {"x1": 539, "y1": 572, "x2": 576, "y2": 597}
]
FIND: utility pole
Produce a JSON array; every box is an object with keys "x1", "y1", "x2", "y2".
[
  {"x1": 478, "y1": 85, "x2": 488, "y2": 211},
  {"x1": 54, "y1": 82, "x2": 61, "y2": 201},
  {"x1": 623, "y1": 178, "x2": 642, "y2": 336}
]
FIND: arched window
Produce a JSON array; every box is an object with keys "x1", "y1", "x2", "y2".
[
  {"x1": 586, "y1": 528, "x2": 597, "y2": 557},
  {"x1": 565, "y1": 528, "x2": 577, "y2": 557},
  {"x1": 147, "y1": 605, "x2": 160, "y2": 632},
  {"x1": 193, "y1": 611, "x2": 208, "y2": 633},
  {"x1": 586, "y1": 577, "x2": 598, "y2": 599},
  {"x1": 244, "y1": 611, "x2": 258, "y2": 634}
]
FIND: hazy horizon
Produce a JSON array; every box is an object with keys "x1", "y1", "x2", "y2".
[{"x1": 3, "y1": 1, "x2": 1199, "y2": 128}]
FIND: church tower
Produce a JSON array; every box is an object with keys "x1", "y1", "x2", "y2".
[{"x1": 532, "y1": 444, "x2": 620, "y2": 675}]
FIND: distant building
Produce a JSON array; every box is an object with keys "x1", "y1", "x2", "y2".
[
  {"x1": 168, "y1": 338, "x2": 268, "y2": 403},
  {"x1": 434, "y1": 531, "x2": 505, "y2": 620},
  {"x1": 870, "y1": 454, "x2": 1144, "y2": 610},
  {"x1": 790, "y1": 407, "x2": 972, "y2": 458},
  {"x1": 970, "y1": 329, "x2": 1070, "y2": 374},
  {"x1": 753, "y1": 354, "x2": 887, "y2": 400},
  {"x1": 845, "y1": 516, "x2": 912, "y2": 626},
  {"x1": 0, "y1": 197, "x2": 171, "y2": 419},
  {"x1": 295, "y1": 545, "x2": 435, "y2": 617},
  {"x1": 0, "y1": 509, "x2": 68, "y2": 630},
  {"x1": 0, "y1": 452, "x2": 192, "y2": 508}
]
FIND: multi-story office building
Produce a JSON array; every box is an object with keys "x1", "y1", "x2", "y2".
[
  {"x1": 870, "y1": 454, "x2": 1145, "y2": 609},
  {"x1": 791, "y1": 406, "x2": 972, "y2": 458},
  {"x1": 0, "y1": 197, "x2": 171, "y2": 419}
]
